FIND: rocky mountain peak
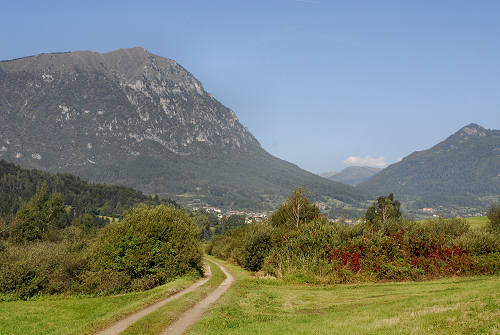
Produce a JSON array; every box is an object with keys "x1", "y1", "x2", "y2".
[
  {"x1": 457, "y1": 123, "x2": 488, "y2": 137},
  {"x1": 0, "y1": 48, "x2": 260, "y2": 163}
]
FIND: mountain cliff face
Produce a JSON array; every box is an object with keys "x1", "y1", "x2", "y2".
[
  {"x1": 358, "y1": 123, "x2": 500, "y2": 211},
  {"x1": 0, "y1": 47, "x2": 364, "y2": 211}
]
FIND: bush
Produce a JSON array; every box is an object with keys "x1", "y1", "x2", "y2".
[
  {"x1": 84, "y1": 205, "x2": 203, "y2": 294},
  {"x1": 0, "y1": 227, "x2": 90, "y2": 298},
  {"x1": 487, "y1": 204, "x2": 500, "y2": 232},
  {"x1": 209, "y1": 191, "x2": 500, "y2": 284},
  {"x1": 456, "y1": 229, "x2": 500, "y2": 255},
  {"x1": 242, "y1": 227, "x2": 272, "y2": 271}
]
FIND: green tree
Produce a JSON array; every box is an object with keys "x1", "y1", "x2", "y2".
[
  {"x1": 364, "y1": 193, "x2": 402, "y2": 225},
  {"x1": 71, "y1": 213, "x2": 95, "y2": 231},
  {"x1": 0, "y1": 216, "x2": 7, "y2": 240},
  {"x1": 270, "y1": 187, "x2": 321, "y2": 229},
  {"x1": 487, "y1": 204, "x2": 500, "y2": 232},
  {"x1": 10, "y1": 183, "x2": 66, "y2": 244},
  {"x1": 191, "y1": 209, "x2": 218, "y2": 240},
  {"x1": 86, "y1": 205, "x2": 203, "y2": 292},
  {"x1": 217, "y1": 215, "x2": 245, "y2": 235}
]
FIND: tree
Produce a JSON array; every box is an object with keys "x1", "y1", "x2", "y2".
[
  {"x1": 487, "y1": 204, "x2": 500, "y2": 232},
  {"x1": 270, "y1": 187, "x2": 321, "y2": 229},
  {"x1": 364, "y1": 193, "x2": 402, "y2": 225},
  {"x1": 9, "y1": 183, "x2": 66, "y2": 244},
  {"x1": 87, "y1": 205, "x2": 203, "y2": 292},
  {"x1": 217, "y1": 215, "x2": 245, "y2": 235},
  {"x1": 71, "y1": 213, "x2": 95, "y2": 231},
  {"x1": 0, "y1": 216, "x2": 7, "y2": 240}
]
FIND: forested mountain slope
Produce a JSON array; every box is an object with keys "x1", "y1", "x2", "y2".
[
  {"x1": 0, "y1": 159, "x2": 171, "y2": 218},
  {"x1": 359, "y1": 123, "x2": 500, "y2": 210}
]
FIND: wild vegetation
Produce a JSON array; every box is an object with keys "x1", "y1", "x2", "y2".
[
  {"x1": 0, "y1": 183, "x2": 202, "y2": 298},
  {"x1": 209, "y1": 190, "x2": 500, "y2": 283}
]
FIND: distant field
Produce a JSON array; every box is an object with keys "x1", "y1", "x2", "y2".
[
  {"x1": 0, "y1": 274, "x2": 199, "y2": 335},
  {"x1": 418, "y1": 216, "x2": 490, "y2": 230},
  {"x1": 465, "y1": 216, "x2": 490, "y2": 229},
  {"x1": 190, "y1": 260, "x2": 500, "y2": 335}
]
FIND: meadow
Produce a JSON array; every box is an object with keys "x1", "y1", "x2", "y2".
[
  {"x1": 465, "y1": 216, "x2": 491, "y2": 229},
  {"x1": 0, "y1": 259, "x2": 226, "y2": 335},
  {"x1": 0, "y1": 274, "x2": 198, "y2": 335},
  {"x1": 190, "y1": 259, "x2": 500, "y2": 335}
]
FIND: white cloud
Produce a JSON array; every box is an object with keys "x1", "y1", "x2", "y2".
[{"x1": 343, "y1": 156, "x2": 387, "y2": 167}]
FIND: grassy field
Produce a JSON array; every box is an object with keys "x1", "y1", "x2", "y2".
[
  {"x1": 190, "y1": 259, "x2": 500, "y2": 335},
  {"x1": 465, "y1": 216, "x2": 490, "y2": 229},
  {"x1": 0, "y1": 273, "x2": 200, "y2": 335},
  {"x1": 418, "y1": 216, "x2": 490, "y2": 230}
]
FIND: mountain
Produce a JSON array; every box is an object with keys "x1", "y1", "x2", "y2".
[
  {"x1": 0, "y1": 47, "x2": 364, "y2": 211},
  {"x1": 358, "y1": 123, "x2": 500, "y2": 213},
  {"x1": 328, "y1": 166, "x2": 382, "y2": 186},
  {"x1": 319, "y1": 171, "x2": 337, "y2": 178}
]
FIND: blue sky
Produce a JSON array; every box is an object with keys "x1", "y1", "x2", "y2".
[{"x1": 2, "y1": 1, "x2": 499, "y2": 173}]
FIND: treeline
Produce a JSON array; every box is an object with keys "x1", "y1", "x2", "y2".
[
  {"x1": 0, "y1": 159, "x2": 176, "y2": 222},
  {"x1": 0, "y1": 185, "x2": 203, "y2": 298},
  {"x1": 209, "y1": 189, "x2": 500, "y2": 283}
]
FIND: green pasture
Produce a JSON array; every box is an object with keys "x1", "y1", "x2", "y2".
[
  {"x1": 190, "y1": 259, "x2": 500, "y2": 335},
  {"x1": 0, "y1": 274, "x2": 198, "y2": 335}
]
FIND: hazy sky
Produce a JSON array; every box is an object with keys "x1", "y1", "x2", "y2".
[{"x1": 2, "y1": 1, "x2": 499, "y2": 173}]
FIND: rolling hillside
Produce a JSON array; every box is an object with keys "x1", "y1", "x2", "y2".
[{"x1": 359, "y1": 123, "x2": 500, "y2": 212}]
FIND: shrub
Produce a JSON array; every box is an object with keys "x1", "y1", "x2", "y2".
[
  {"x1": 456, "y1": 229, "x2": 500, "y2": 255},
  {"x1": 242, "y1": 227, "x2": 272, "y2": 271},
  {"x1": 208, "y1": 191, "x2": 499, "y2": 283},
  {"x1": 0, "y1": 227, "x2": 90, "y2": 298},
  {"x1": 487, "y1": 204, "x2": 500, "y2": 232},
  {"x1": 84, "y1": 205, "x2": 203, "y2": 293}
]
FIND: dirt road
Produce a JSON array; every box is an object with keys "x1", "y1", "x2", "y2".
[
  {"x1": 161, "y1": 260, "x2": 234, "y2": 335},
  {"x1": 95, "y1": 263, "x2": 212, "y2": 335}
]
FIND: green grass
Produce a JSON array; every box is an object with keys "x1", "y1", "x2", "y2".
[
  {"x1": 190, "y1": 259, "x2": 500, "y2": 335},
  {"x1": 418, "y1": 216, "x2": 490, "y2": 230},
  {"x1": 465, "y1": 216, "x2": 490, "y2": 229},
  {"x1": 0, "y1": 274, "x2": 199, "y2": 335},
  {"x1": 121, "y1": 257, "x2": 226, "y2": 335}
]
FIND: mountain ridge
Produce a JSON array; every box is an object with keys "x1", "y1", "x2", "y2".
[
  {"x1": 0, "y1": 47, "x2": 365, "y2": 212},
  {"x1": 358, "y1": 123, "x2": 500, "y2": 215},
  {"x1": 327, "y1": 166, "x2": 382, "y2": 186}
]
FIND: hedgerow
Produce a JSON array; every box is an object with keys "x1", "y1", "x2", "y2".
[{"x1": 209, "y1": 191, "x2": 500, "y2": 283}]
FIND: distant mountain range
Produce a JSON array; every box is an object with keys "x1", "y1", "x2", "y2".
[
  {"x1": 0, "y1": 47, "x2": 365, "y2": 211},
  {"x1": 358, "y1": 123, "x2": 500, "y2": 213},
  {"x1": 320, "y1": 166, "x2": 382, "y2": 186},
  {"x1": 333, "y1": 166, "x2": 382, "y2": 186}
]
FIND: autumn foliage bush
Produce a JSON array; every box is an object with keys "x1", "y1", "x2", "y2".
[{"x1": 209, "y1": 191, "x2": 500, "y2": 283}]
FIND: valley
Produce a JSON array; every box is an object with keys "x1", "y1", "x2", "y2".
[{"x1": 1, "y1": 13, "x2": 499, "y2": 334}]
